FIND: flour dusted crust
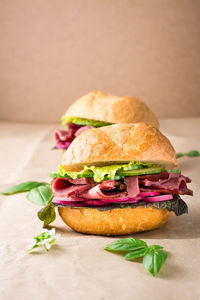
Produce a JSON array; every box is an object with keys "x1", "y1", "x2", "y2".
[
  {"x1": 58, "y1": 206, "x2": 172, "y2": 236},
  {"x1": 62, "y1": 122, "x2": 177, "y2": 170},
  {"x1": 65, "y1": 90, "x2": 159, "y2": 128}
]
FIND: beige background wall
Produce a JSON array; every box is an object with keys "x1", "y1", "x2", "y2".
[{"x1": 0, "y1": 0, "x2": 200, "y2": 123}]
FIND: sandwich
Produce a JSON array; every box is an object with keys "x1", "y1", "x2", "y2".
[
  {"x1": 55, "y1": 90, "x2": 159, "y2": 149},
  {"x1": 50, "y1": 123, "x2": 192, "y2": 236}
]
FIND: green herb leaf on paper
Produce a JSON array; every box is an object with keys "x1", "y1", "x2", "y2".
[
  {"x1": 1, "y1": 181, "x2": 48, "y2": 195},
  {"x1": 124, "y1": 248, "x2": 148, "y2": 260},
  {"x1": 26, "y1": 184, "x2": 53, "y2": 206},
  {"x1": 143, "y1": 246, "x2": 168, "y2": 277},
  {"x1": 148, "y1": 245, "x2": 164, "y2": 250},
  {"x1": 105, "y1": 238, "x2": 168, "y2": 277},
  {"x1": 27, "y1": 228, "x2": 58, "y2": 252},
  {"x1": 38, "y1": 202, "x2": 56, "y2": 227},
  {"x1": 186, "y1": 150, "x2": 200, "y2": 157},
  {"x1": 105, "y1": 238, "x2": 147, "y2": 252},
  {"x1": 176, "y1": 150, "x2": 200, "y2": 159}
]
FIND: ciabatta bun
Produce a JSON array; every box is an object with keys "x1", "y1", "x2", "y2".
[
  {"x1": 62, "y1": 122, "x2": 177, "y2": 171},
  {"x1": 65, "y1": 90, "x2": 159, "y2": 128},
  {"x1": 58, "y1": 206, "x2": 172, "y2": 236}
]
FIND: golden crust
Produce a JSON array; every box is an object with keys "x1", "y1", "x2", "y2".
[
  {"x1": 62, "y1": 122, "x2": 177, "y2": 170},
  {"x1": 58, "y1": 206, "x2": 172, "y2": 236},
  {"x1": 65, "y1": 90, "x2": 159, "y2": 128}
]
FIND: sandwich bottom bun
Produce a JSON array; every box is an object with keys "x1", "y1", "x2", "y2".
[{"x1": 58, "y1": 206, "x2": 172, "y2": 236}]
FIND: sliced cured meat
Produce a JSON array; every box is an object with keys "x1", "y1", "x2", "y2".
[
  {"x1": 74, "y1": 126, "x2": 93, "y2": 137},
  {"x1": 51, "y1": 171, "x2": 192, "y2": 201},
  {"x1": 139, "y1": 171, "x2": 169, "y2": 181},
  {"x1": 52, "y1": 178, "x2": 90, "y2": 197},
  {"x1": 124, "y1": 176, "x2": 139, "y2": 198},
  {"x1": 81, "y1": 181, "x2": 127, "y2": 199},
  {"x1": 67, "y1": 177, "x2": 93, "y2": 185},
  {"x1": 55, "y1": 123, "x2": 94, "y2": 149},
  {"x1": 140, "y1": 173, "x2": 193, "y2": 195}
]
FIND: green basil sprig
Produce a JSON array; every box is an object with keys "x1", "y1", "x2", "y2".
[
  {"x1": 105, "y1": 238, "x2": 168, "y2": 277},
  {"x1": 1, "y1": 180, "x2": 56, "y2": 227},
  {"x1": 1, "y1": 181, "x2": 48, "y2": 195},
  {"x1": 176, "y1": 150, "x2": 200, "y2": 158}
]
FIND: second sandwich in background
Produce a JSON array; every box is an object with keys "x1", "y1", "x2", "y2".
[{"x1": 54, "y1": 90, "x2": 159, "y2": 150}]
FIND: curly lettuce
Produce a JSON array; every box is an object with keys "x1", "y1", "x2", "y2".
[{"x1": 52, "y1": 162, "x2": 156, "y2": 182}]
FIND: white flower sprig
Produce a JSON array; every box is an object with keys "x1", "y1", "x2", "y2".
[{"x1": 27, "y1": 228, "x2": 59, "y2": 252}]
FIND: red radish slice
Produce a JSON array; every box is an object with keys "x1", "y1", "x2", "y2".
[
  {"x1": 98, "y1": 197, "x2": 141, "y2": 203},
  {"x1": 53, "y1": 196, "x2": 84, "y2": 202},
  {"x1": 138, "y1": 192, "x2": 160, "y2": 197},
  {"x1": 144, "y1": 194, "x2": 173, "y2": 202},
  {"x1": 84, "y1": 200, "x2": 108, "y2": 206},
  {"x1": 122, "y1": 198, "x2": 142, "y2": 203}
]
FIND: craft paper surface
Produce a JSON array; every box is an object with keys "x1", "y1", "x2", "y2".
[{"x1": 0, "y1": 119, "x2": 200, "y2": 300}]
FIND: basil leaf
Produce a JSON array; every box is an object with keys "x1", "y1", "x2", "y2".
[
  {"x1": 186, "y1": 150, "x2": 200, "y2": 157},
  {"x1": 148, "y1": 245, "x2": 164, "y2": 251},
  {"x1": 176, "y1": 153, "x2": 184, "y2": 158},
  {"x1": 176, "y1": 150, "x2": 200, "y2": 158},
  {"x1": 1, "y1": 181, "x2": 48, "y2": 195},
  {"x1": 124, "y1": 248, "x2": 148, "y2": 260},
  {"x1": 38, "y1": 203, "x2": 56, "y2": 227},
  {"x1": 105, "y1": 238, "x2": 147, "y2": 252},
  {"x1": 143, "y1": 247, "x2": 168, "y2": 276},
  {"x1": 26, "y1": 184, "x2": 53, "y2": 206}
]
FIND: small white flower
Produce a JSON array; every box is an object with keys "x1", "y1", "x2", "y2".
[
  {"x1": 44, "y1": 242, "x2": 51, "y2": 251},
  {"x1": 27, "y1": 228, "x2": 59, "y2": 252}
]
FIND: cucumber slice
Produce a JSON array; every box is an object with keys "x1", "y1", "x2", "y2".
[
  {"x1": 167, "y1": 169, "x2": 181, "y2": 174},
  {"x1": 61, "y1": 116, "x2": 112, "y2": 127},
  {"x1": 121, "y1": 167, "x2": 165, "y2": 176}
]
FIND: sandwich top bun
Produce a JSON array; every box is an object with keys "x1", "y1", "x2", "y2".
[
  {"x1": 64, "y1": 90, "x2": 159, "y2": 128},
  {"x1": 62, "y1": 122, "x2": 177, "y2": 171}
]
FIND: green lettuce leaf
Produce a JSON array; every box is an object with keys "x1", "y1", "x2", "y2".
[
  {"x1": 58, "y1": 161, "x2": 154, "y2": 182},
  {"x1": 61, "y1": 116, "x2": 112, "y2": 127},
  {"x1": 50, "y1": 163, "x2": 180, "y2": 182}
]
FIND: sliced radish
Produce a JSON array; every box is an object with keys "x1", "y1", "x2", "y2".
[
  {"x1": 84, "y1": 200, "x2": 108, "y2": 206},
  {"x1": 138, "y1": 192, "x2": 160, "y2": 197},
  {"x1": 144, "y1": 194, "x2": 173, "y2": 202},
  {"x1": 52, "y1": 196, "x2": 84, "y2": 202}
]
